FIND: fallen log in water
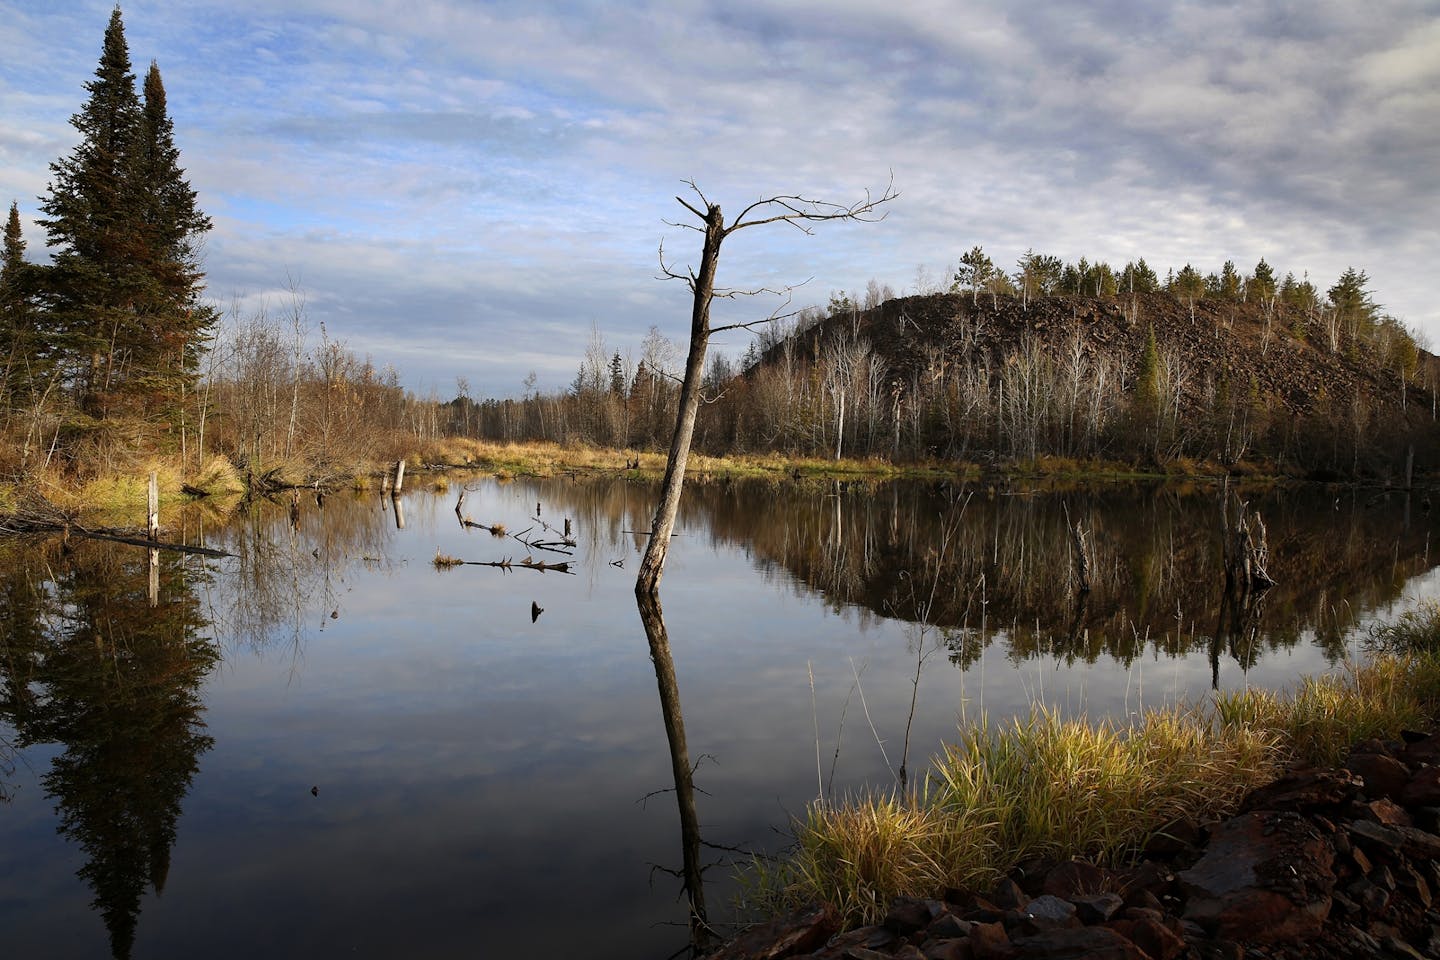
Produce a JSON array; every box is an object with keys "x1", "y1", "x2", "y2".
[
  {"x1": 0, "y1": 494, "x2": 233, "y2": 557},
  {"x1": 454, "y1": 556, "x2": 574, "y2": 574}
]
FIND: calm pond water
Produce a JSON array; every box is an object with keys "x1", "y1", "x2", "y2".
[{"x1": 2, "y1": 475, "x2": 1437, "y2": 958}]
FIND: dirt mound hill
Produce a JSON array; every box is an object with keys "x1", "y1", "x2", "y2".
[{"x1": 790, "y1": 291, "x2": 1435, "y2": 427}]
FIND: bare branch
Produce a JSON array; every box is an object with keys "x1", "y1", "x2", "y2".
[
  {"x1": 710, "y1": 291, "x2": 803, "y2": 334},
  {"x1": 727, "y1": 175, "x2": 898, "y2": 235},
  {"x1": 674, "y1": 195, "x2": 708, "y2": 221}
]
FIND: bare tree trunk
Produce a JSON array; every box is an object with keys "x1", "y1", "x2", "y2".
[
  {"x1": 636, "y1": 179, "x2": 894, "y2": 596},
  {"x1": 636, "y1": 205, "x2": 722, "y2": 596}
]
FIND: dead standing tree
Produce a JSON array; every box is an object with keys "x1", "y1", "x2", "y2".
[{"x1": 635, "y1": 179, "x2": 897, "y2": 597}]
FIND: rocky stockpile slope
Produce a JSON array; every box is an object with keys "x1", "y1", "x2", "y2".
[
  {"x1": 851, "y1": 292, "x2": 1436, "y2": 422},
  {"x1": 713, "y1": 731, "x2": 1440, "y2": 960}
]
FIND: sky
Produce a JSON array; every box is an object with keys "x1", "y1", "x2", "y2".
[{"x1": 1, "y1": 0, "x2": 1437, "y2": 398}]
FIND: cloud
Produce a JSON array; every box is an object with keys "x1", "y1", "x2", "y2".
[{"x1": 0, "y1": 0, "x2": 1435, "y2": 395}]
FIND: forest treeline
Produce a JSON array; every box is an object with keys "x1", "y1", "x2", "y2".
[
  {"x1": 3, "y1": 9, "x2": 1435, "y2": 490},
  {"x1": 461, "y1": 255, "x2": 1439, "y2": 480}
]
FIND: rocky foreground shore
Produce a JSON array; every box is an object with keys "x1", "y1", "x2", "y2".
[{"x1": 714, "y1": 731, "x2": 1440, "y2": 960}]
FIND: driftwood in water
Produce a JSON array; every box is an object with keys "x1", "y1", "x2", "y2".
[
  {"x1": 510, "y1": 525, "x2": 575, "y2": 556},
  {"x1": 463, "y1": 519, "x2": 507, "y2": 535},
  {"x1": 458, "y1": 556, "x2": 574, "y2": 574}
]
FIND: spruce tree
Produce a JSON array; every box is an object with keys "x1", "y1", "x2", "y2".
[
  {"x1": 38, "y1": 5, "x2": 146, "y2": 411},
  {"x1": 38, "y1": 7, "x2": 214, "y2": 425},
  {"x1": 1, "y1": 201, "x2": 39, "y2": 398},
  {"x1": 133, "y1": 60, "x2": 215, "y2": 413}
]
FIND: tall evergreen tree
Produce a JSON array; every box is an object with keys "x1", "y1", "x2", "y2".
[
  {"x1": 1, "y1": 202, "x2": 39, "y2": 398},
  {"x1": 38, "y1": 7, "x2": 214, "y2": 426},
  {"x1": 38, "y1": 5, "x2": 146, "y2": 410},
  {"x1": 132, "y1": 60, "x2": 215, "y2": 412}
]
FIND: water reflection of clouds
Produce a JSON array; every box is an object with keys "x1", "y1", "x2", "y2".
[{"x1": 5, "y1": 476, "x2": 1437, "y2": 958}]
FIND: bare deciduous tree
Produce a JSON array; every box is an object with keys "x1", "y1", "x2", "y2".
[{"x1": 635, "y1": 178, "x2": 897, "y2": 596}]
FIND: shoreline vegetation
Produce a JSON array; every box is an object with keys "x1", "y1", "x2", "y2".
[
  {"x1": 0, "y1": 437, "x2": 1310, "y2": 532},
  {"x1": 740, "y1": 623, "x2": 1440, "y2": 931}
]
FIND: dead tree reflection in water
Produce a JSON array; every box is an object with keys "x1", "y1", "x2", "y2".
[{"x1": 635, "y1": 590, "x2": 712, "y2": 955}]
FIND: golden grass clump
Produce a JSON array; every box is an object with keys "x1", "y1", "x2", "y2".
[
  {"x1": 755, "y1": 652, "x2": 1440, "y2": 927},
  {"x1": 188, "y1": 455, "x2": 245, "y2": 496},
  {"x1": 432, "y1": 549, "x2": 464, "y2": 569}
]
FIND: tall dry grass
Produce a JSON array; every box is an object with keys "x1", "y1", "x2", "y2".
[{"x1": 750, "y1": 650, "x2": 1440, "y2": 925}]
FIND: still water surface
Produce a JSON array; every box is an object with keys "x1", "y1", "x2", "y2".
[{"x1": 1, "y1": 476, "x2": 1436, "y2": 958}]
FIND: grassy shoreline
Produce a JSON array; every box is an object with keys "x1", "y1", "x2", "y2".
[{"x1": 742, "y1": 622, "x2": 1440, "y2": 927}]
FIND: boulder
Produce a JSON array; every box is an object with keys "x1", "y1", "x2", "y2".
[
  {"x1": 707, "y1": 902, "x2": 837, "y2": 960},
  {"x1": 1240, "y1": 767, "x2": 1362, "y2": 812},
  {"x1": 1178, "y1": 811, "x2": 1334, "y2": 942},
  {"x1": 1400, "y1": 766, "x2": 1440, "y2": 808},
  {"x1": 1344, "y1": 753, "x2": 1411, "y2": 802}
]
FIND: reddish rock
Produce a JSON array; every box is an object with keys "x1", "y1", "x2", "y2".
[
  {"x1": 986, "y1": 879, "x2": 1028, "y2": 910},
  {"x1": 1346, "y1": 819, "x2": 1404, "y2": 854},
  {"x1": 1142, "y1": 817, "x2": 1202, "y2": 858},
  {"x1": 1344, "y1": 753, "x2": 1412, "y2": 801},
  {"x1": 922, "y1": 939, "x2": 972, "y2": 960},
  {"x1": 1350, "y1": 737, "x2": 1396, "y2": 758},
  {"x1": 1041, "y1": 860, "x2": 1111, "y2": 899},
  {"x1": 1399, "y1": 732, "x2": 1440, "y2": 767},
  {"x1": 803, "y1": 925, "x2": 891, "y2": 960},
  {"x1": 707, "y1": 902, "x2": 837, "y2": 960},
  {"x1": 1069, "y1": 892, "x2": 1124, "y2": 924},
  {"x1": 1118, "y1": 862, "x2": 1174, "y2": 901},
  {"x1": 885, "y1": 896, "x2": 937, "y2": 935},
  {"x1": 1240, "y1": 767, "x2": 1362, "y2": 812},
  {"x1": 1355, "y1": 797, "x2": 1413, "y2": 828},
  {"x1": 967, "y1": 921, "x2": 1017, "y2": 960},
  {"x1": 1400, "y1": 766, "x2": 1440, "y2": 808},
  {"x1": 1178, "y1": 812, "x2": 1334, "y2": 942},
  {"x1": 1123, "y1": 917, "x2": 1186, "y2": 960},
  {"x1": 1393, "y1": 823, "x2": 1440, "y2": 859},
  {"x1": 926, "y1": 913, "x2": 972, "y2": 940},
  {"x1": 1007, "y1": 927, "x2": 1152, "y2": 959}
]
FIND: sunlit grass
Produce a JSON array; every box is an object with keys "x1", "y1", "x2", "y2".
[{"x1": 750, "y1": 652, "x2": 1440, "y2": 926}]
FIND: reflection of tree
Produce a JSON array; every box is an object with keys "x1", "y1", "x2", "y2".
[
  {"x1": 635, "y1": 590, "x2": 712, "y2": 955},
  {"x1": 685, "y1": 479, "x2": 1435, "y2": 670},
  {"x1": 0, "y1": 539, "x2": 217, "y2": 960},
  {"x1": 199, "y1": 490, "x2": 394, "y2": 657}
]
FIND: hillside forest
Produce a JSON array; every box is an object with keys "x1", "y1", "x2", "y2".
[{"x1": 2, "y1": 10, "x2": 1436, "y2": 491}]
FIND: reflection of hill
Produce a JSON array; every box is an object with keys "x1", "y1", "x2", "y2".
[
  {"x1": 691, "y1": 479, "x2": 1434, "y2": 667},
  {"x1": 532, "y1": 475, "x2": 1434, "y2": 670},
  {"x1": 0, "y1": 539, "x2": 217, "y2": 959}
]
